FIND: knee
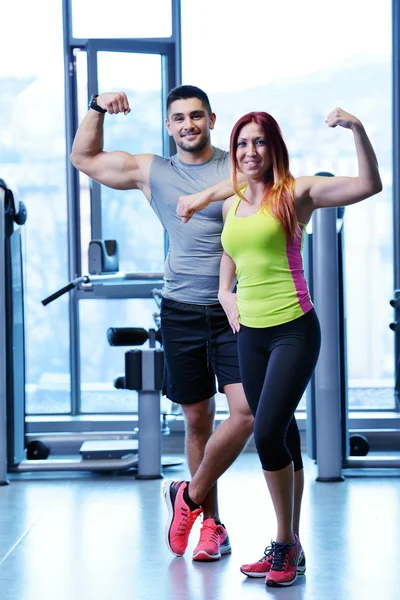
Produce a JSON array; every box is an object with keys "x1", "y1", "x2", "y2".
[
  {"x1": 183, "y1": 404, "x2": 215, "y2": 437},
  {"x1": 253, "y1": 423, "x2": 276, "y2": 454},
  {"x1": 227, "y1": 404, "x2": 254, "y2": 438},
  {"x1": 241, "y1": 411, "x2": 255, "y2": 437},
  {"x1": 226, "y1": 384, "x2": 255, "y2": 436},
  {"x1": 254, "y1": 423, "x2": 290, "y2": 470}
]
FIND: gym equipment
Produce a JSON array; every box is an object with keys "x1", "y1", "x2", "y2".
[
  {"x1": 0, "y1": 183, "x2": 10, "y2": 485},
  {"x1": 389, "y1": 289, "x2": 400, "y2": 406},
  {"x1": 31, "y1": 282, "x2": 177, "y2": 475},
  {"x1": 306, "y1": 173, "x2": 348, "y2": 477},
  {"x1": 41, "y1": 270, "x2": 163, "y2": 307},
  {"x1": 26, "y1": 440, "x2": 50, "y2": 460},
  {"x1": 0, "y1": 218, "x2": 178, "y2": 476},
  {"x1": 313, "y1": 206, "x2": 345, "y2": 482},
  {"x1": 312, "y1": 206, "x2": 400, "y2": 474},
  {"x1": 88, "y1": 239, "x2": 119, "y2": 274},
  {"x1": 349, "y1": 434, "x2": 370, "y2": 457},
  {"x1": 107, "y1": 326, "x2": 164, "y2": 479},
  {"x1": 0, "y1": 179, "x2": 28, "y2": 485}
]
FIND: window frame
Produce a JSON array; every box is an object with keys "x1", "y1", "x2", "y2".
[{"x1": 62, "y1": 0, "x2": 181, "y2": 414}]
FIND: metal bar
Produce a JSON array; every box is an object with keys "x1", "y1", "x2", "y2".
[
  {"x1": 171, "y1": 0, "x2": 182, "y2": 85},
  {"x1": 0, "y1": 188, "x2": 9, "y2": 485},
  {"x1": 72, "y1": 39, "x2": 175, "y2": 53},
  {"x1": 86, "y1": 46, "x2": 102, "y2": 240},
  {"x1": 81, "y1": 272, "x2": 164, "y2": 285},
  {"x1": 63, "y1": 0, "x2": 82, "y2": 416},
  {"x1": 10, "y1": 456, "x2": 138, "y2": 473},
  {"x1": 137, "y1": 351, "x2": 162, "y2": 479},
  {"x1": 344, "y1": 456, "x2": 400, "y2": 469},
  {"x1": 313, "y1": 208, "x2": 344, "y2": 481},
  {"x1": 76, "y1": 282, "x2": 163, "y2": 300},
  {"x1": 337, "y1": 217, "x2": 350, "y2": 461},
  {"x1": 25, "y1": 432, "x2": 137, "y2": 455},
  {"x1": 393, "y1": 0, "x2": 400, "y2": 410}
]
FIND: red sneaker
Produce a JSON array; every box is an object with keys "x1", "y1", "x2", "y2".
[
  {"x1": 240, "y1": 543, "x2": 275, "y2": 577},
  {"x1": 241, "y1": 541, "x2": 306, "y2": 578},
  {"x1": 192, "y1": 518, "x2": 232, "y2": 561},
  {"x1": 163, "y1": 480, "x2": 202, "y2": 557},
  {"x1": 266, "y1": 534, "x2": 305, "y2": 587}
]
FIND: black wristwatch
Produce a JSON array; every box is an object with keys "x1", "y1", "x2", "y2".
[{"x1": 89, "y1": 94, "x2": 107, "y2": 114}]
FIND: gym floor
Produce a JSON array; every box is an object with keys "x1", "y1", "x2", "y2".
[{"x1": 0, "y1": 452, "x2": 398, "y2": 600}]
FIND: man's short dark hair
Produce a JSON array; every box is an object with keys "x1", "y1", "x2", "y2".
[{"x1": 166, "y1": 85, "x2": 212, "y2": 115}]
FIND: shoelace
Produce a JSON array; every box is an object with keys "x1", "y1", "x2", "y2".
[
  {"x1": 271, "y1": 541, "x2": 294, "y2": 571},
  {"x1": 199, "y1": 524, "x2": 220, "y2": 544},
  {"x1": 260, "y1": 542, "x2": 276, "y2": 562},
  {"x1": 176, "y1": 506, "x2": 201, "y2": 536}
]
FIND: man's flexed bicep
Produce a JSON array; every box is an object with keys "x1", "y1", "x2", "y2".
[
  {"x1": 72, "y1": 147, "x2": 154, "y2": 194},
  {"x1": 69, "y1": 91, "x2": 154, "y2": 197}
]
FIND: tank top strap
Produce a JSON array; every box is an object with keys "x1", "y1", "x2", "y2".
[{"x1": 226, "y1": 194, "x2": 242, "y2": 219}]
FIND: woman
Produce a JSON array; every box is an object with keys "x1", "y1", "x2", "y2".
[{"x1": 216, "y1": 108, "x2": 382, "y2": 588}]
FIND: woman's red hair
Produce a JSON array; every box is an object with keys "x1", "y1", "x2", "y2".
[{"x1": 230, "y1": 112, "x2": 299, "y2": 243}]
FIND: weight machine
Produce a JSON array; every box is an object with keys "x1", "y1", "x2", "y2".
[{"x1": 0, "y1": 183, "x2": 181, "y2": 480}]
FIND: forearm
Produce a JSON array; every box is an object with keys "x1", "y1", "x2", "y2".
[
  {"x1": 207, "y1": 172, "x2": 247, "y2": 203},
  {"x1": 70, "y1": 110, "x2": 105, "y2": 166},
  {"x1": 219, "y1": 252, "x2": 236, "y2": 293},
  {"x1": 353, "y1": 123, "x2": 382, "y2": 193},
  {"x1": 176, "y1": 172, "x2": 246, "y2": 222},
  {"x1": 208, "y1": 180, "x2": 232, "y2": 203}
]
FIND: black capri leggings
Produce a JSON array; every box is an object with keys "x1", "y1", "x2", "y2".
[{"x1": 237, "y1": 309, "x2": 321, "y2": 472}]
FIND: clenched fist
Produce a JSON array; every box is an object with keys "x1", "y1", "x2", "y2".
[
  {"x1": 96, "y1": 91, "x2": 131, "y2": 115},
  {"x1": 177, "y1": 190, "x2": 211, "y2": 223},
  {"x1": 325, "y1": 107, "x2": 362, "y2": 131}
]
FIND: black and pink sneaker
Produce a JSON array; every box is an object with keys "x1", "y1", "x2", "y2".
[
  {"x1": 266, "y1": 534, "x2": 305, "y2": 587},
  {"x1": 192, "y1": 518, "x2": 232, "y2": 561},
  {"x1": 163, "y1": 480, "x2": 202, "y2": 557}
]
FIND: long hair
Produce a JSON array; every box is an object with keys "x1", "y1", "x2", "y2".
[{"x1": 230, "y1": 112, "x2": 298, "y2": 243}]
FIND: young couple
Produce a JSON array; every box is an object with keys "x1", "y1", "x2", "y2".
[{"x1": 71, "y1": 85, "x2": 381, "y2": 587}]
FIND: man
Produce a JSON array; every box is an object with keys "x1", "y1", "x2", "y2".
[{"x1": 70, "y1": 85, "x2": 254, "y2": 562}]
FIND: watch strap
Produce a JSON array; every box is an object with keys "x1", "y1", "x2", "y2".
[{"x1": 89, "y1": 94, "x2": 107, "y2": 114}]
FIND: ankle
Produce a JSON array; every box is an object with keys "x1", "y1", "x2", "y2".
[
  {"x1": 187, "y1": 483, "x2": 202, "y2": 506},
  {"x1": 275, "y1": 533, "x2": 296, "y2": 545},
  {"x1": 203, "y1": 514, "x2": 220, "y2": 523},
  {"x1": 184, "y1": 483, "x2": 201, "y2": 511}
]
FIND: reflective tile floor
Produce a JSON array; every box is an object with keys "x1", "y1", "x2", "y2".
[{"x1": 0, "y1": 453, "x2": 399, "y2": 600}]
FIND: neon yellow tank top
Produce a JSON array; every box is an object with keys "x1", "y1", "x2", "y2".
[{"x1": 221, "y1": 195, "x2": 313, "y2": 328}]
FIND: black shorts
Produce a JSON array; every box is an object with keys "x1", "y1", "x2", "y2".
[{"x1": 160, "y1": 297, "x2": 241, "y2": 405}]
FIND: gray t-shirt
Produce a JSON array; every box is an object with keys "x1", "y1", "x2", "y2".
[{"x1": 149, "y1": 148, "x2": 230, "y2": 304}]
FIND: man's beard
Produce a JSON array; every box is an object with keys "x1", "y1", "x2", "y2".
[{"x1": 176, "y1": 134, "x2": 209, "y2": 153}]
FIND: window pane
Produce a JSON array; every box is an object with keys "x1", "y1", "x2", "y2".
[
  {"x1": 182, "y1": 0, "x2": 393, "y2": 409},
  {"x1": 97, "y1": 52, "x2": 165, "y2": 272},
  {"x1": 0, "y1": 0, "x2": 71, "y2": 414},
  {"x1": 71, "y1": 0, "x2": 172, "y2": 38},
  {"x1": 79, "y1": 298, "x2": 170, "y2": 413}
]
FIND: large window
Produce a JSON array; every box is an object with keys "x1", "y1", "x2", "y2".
[
  {"x1": 2, "y1": 0, "x2": 394, "y2": 419},
  {"x1": 97, "y1": 52, "x2": 165, "y2": 273},
  {"x1": 1, "y1": 0, "x2": 71, "y2": 414},
  {"x1": 71, "y1": 0, "x2": 172, "y2": 39},
  {"x1": 182, "y1": 0, "x2": 393, "y2": 409},
  {"x1": 75, "y1": 49, "x2": 166, "y2": 274},
  {"x1": 68, "y1": 9, "x2": 178, "y2": 414}
]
